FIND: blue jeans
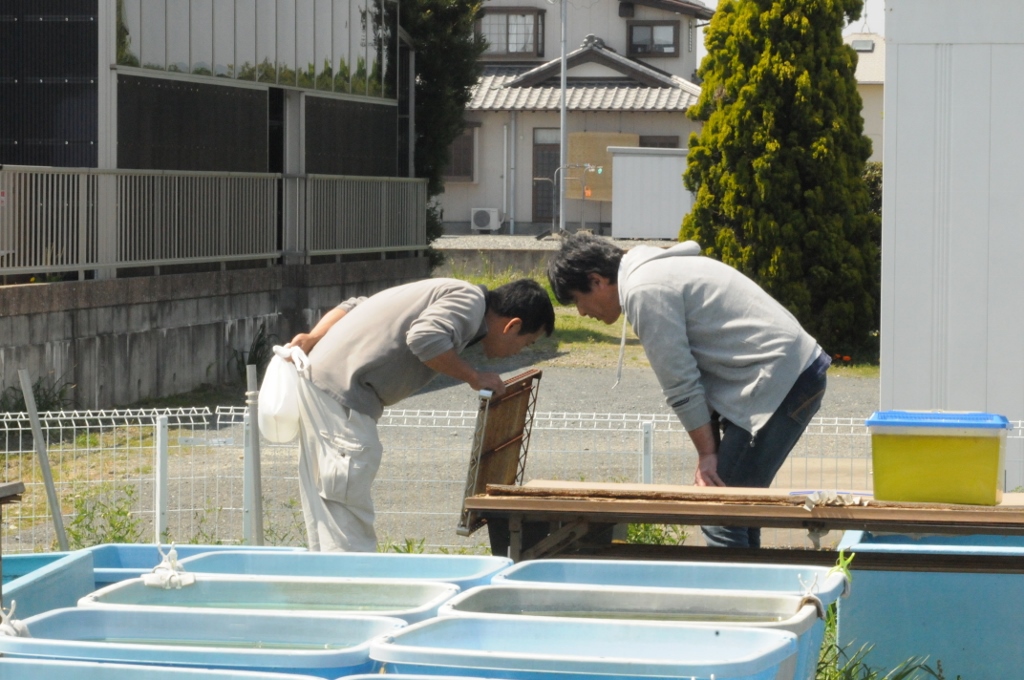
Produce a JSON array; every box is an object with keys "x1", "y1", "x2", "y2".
[{"x1": 701, "y1": 352, "x2": 830, "y2": 549}]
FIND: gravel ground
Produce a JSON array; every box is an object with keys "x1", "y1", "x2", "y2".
[
  {"x1": 423, "y1": 233, "x2": 880, "y2": 419},
  {"x1": 433, "y1": 233, "x2": 680, "y2": 252},
  {"x1": 403, "y1": 365, "x2": 879, "y2": 421}
]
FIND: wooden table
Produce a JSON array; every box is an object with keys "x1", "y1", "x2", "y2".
[
  {"x1": 0, "y1": 481, "x2": 25, "y2": 594},
  {"x1": 466, "y1": 480, "x2": 1024, "y2": 571}
]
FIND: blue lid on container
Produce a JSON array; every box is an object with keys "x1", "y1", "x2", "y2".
[{"x1": 865, "y1": 410, "x2": 1010, "y2": 429}]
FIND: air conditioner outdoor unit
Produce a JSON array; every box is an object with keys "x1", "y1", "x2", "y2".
[{"x1": 471, "y1": 208, "x2": 501, "y2": 232}]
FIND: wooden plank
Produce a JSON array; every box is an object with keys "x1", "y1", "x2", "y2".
[
  {"x1": 466, "y1": 484, "x2": 1024, "y2": 536},
  {"x1": 0, "y1": 481, "x2": 24, "y2": 505},
  {"x1": 579, "y1": 544, "x2": 1024, "y2": 574},
  {"x1": 490, "y1": 481, "x2": 1024, "y2": 512}
]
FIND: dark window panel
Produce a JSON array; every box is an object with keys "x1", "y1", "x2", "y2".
[
  {"x1": 117, "y1": 75, "x2": 268, "y2": 172},
  {"x1": 305, "y1": 96, "x2": 398, "y2": 176}
]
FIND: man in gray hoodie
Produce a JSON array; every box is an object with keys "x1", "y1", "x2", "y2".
[
  {"x1": 287, "y1": 278, "x2": 555, "y2": 552},
  {"x1": 547, "y1": 232, "x2": 829, "y2": 549}
]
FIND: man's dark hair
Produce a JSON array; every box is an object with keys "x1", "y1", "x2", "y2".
[
  {"x1": 546, "y1": 232, "x2": 624, "y2": 304},
  {"x1": 487, "y1": 279, "x2": 555, "y2": 336}
]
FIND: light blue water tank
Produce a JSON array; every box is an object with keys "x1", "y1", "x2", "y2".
[
  {"x1": 0, "y1": 607, "x2": 404, "y2": 679},
  {"x1": 370, "y1": 616, "x2": 798, "y2": 680},
  {"x1": 177, "y1": 550, "x2": 511, "y2": 591},
  {"x1": 837, "y1": 530, "x2": 1024, "y2": 680}
]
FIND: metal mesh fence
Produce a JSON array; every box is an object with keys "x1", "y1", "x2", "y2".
[{"x1": 3, "y1": 408, "x2": 1022, "y2": 554}]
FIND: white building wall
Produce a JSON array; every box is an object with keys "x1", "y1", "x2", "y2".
[
  {"x1": 859, "y1": 83, "x2": 883, "y2": 162},
  {"x1": 480, "y1": 0, "x2": 702, "y2": 80},
  {"x1": 882, "y1": 0, "x2": 1024, "y2": 487},
  {"x1": 440, "y1": 111, "x2": 701, "y2": 232}
]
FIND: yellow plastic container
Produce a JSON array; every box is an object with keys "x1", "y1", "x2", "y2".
[{"x1": 866, "y1": 411, "x2": 1009, "y2": 505}]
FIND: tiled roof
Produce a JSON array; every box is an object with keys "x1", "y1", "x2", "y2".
[
  {"x1": 628, "y1": 0, "x2": 715, "y2": 21},
  {"x1": 469, "y1": 35, "x2": 702, "y2": 115},
  {"x1": 469, "y1": 68, "x2": 700, "y2": 112}
]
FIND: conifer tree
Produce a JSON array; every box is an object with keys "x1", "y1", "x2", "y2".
[
  {"x1": 682, "y1": 0, "x2": 879, "y2": 357},
  {"x1": 398, "y1": 0, "x2": 486, "y2": 198}
]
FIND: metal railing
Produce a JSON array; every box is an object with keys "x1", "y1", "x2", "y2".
[
  {"x1": 0, "y1": 166, "x2": 428, "y2": 278},
  {"x1": 9, "y1": 407, "x2": 1017, "y2": 554},
  {"x1": 306, "y1": 175, "x2": 427, "y2": 255}
]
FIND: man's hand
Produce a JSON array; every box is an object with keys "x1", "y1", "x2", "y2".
[
  {"x1": 423, "y1": 349, "x2": 507, "y2": 397},
  {"x1": 694, "y1": 452, "x2": 725, "y2": 487},
  {"x1": 470, "y1": 371, "x2": 507, "y2": 397},
  {"x1": 688, "y1": 422, "x2": 725, "y2": 487},
  {"x1": 286, "y1": 306, "x2": 352, "y2": 358},
  {"x1": 287, "y1": 333, "x2": 319, "y2": 356}
]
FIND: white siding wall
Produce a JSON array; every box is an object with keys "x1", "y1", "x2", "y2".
[
  {"x1": 609, "y1": 147, "x2": 691, "y2": 239},
  {"x1": 882, "y1": 0, "x2": 1024, "y2": 486}
]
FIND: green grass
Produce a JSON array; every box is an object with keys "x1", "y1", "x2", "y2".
[{"x1": 453, "y1": 267, "x2": 881, "y2": 372}]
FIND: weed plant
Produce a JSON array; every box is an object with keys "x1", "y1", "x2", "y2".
[
  {"x1": 230, "y1": 322, "x2": 278, "y2": 386},
  {"x1": 0, "y1": 372, "x2": 75, "y2": 413},
  {"x1": 627, "y1": 523, "x2": 688, "y2": 545},
  {"x1": 64, "y1": 484, "x2": 143, "y2": 549},
  {"x1": 815, "y1": 604, "x2": 943, "y2": 680}
]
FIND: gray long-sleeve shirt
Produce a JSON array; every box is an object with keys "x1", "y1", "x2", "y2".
[
  {"x1": 308, "y1": 278, "x2": 487, "y2": 419},
  {"x1": 618, "y1": 242, "x2": 820, "y2": 435}
]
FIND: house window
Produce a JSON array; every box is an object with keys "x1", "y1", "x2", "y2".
[
  {"x1": 479, "y1": 9, "x2": 545, "y2": 57},
  {"x1": 445, "y1": 127, "x2": 476, "y2": 182},
  {"x1": 627, "y1": 21, "x2": 679, "y2": 57},
  {"x1": 640, "y1": 136, "x2": 679, "y2": 149}
]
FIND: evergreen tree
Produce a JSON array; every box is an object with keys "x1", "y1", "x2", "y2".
[
  {"x1": 682, "y1": 0, "x2": 879, "y2": 357},
  {"x1": 398, "y1": 0, "x2": 486, "y2": 198}
]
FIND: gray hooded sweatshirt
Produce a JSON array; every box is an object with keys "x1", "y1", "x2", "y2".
[
  {"x1": 308, "y1": 278, "x2": 487, "y2": 420},
  {"x1": 618, "y1": 241, "x2": 820, "y2": 435}
]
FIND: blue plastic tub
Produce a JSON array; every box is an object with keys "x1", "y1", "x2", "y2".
[
  {"x1": 370, "y1": 616, "x2": 798, "y2": 680},
  {"x1": 492, "y1": 558, "x2": 848, "y2": 604},
  {"x1": 836, "y1": 530, "x2": 1024, "y2": 680},
  {"x1": 3, "y1": 552, "x2": 72, "y2": 584},
  {"x1": 3, "y1": 550, "x2": 95, "y2": 618},
  {"x1": 0, "y1": 657, "x2": 328, "y2": 680},
  {"x1": 78, "y1": 574, "x2": 460, "y2": 623},
  {"x1": 347, "y1": 676, "x2": 492, "y2": 680},
  {"x1": 438, "y1": 584, "x2": 823, "y2": 680},
  {"x1": 0, "y1": 606, "x2": 404, "y2": 678},
  {"x1": 83, "y1": 544, "x2": 305, "y2": 589},
  {"x1": 177, "y1": 551, "x2": 512, "y2": 590}
]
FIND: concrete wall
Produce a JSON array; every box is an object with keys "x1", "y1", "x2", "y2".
[{"x1": 0, "y1": 257, "x2": 430, "y2": 409}]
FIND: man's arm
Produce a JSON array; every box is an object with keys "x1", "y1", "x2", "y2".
[
  {"x1": 288, "y1": 307, "x2": 348, "y2": 355},
  {"x1": 423, "y1": 349, "x2": 507, "y2": 396},
  {"x1": 689, "y1": 423, "x2": 725, "y2": 486}
]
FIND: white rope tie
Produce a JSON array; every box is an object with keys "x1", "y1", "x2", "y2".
[
  {"x1": 142, "y1": 543, "x2": 196, "y2": 590},
  {"x1": 0, "y1": 601, "x2": 30, "y2": 637},
  {"x1": 612, "y1": 315, "x2": 628, "y2": 389}
]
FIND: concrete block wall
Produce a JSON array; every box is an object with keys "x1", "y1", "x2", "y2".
[{"x1": 0, "y1": 256, "x2": 430, "y2": 409}]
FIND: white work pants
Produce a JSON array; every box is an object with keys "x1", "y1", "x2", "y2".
[{"x1": 296, "y1": 377, "x2": 382, "y2": 552}]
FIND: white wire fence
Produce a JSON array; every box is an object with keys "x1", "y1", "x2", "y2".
[{"x1": 3, "y1": 408, "x2": 1021, "y2": 554}]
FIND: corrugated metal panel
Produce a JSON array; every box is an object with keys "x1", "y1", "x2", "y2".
[
  {"x1": 610, "y1": 147, "x2": 691, "y2": 239},
  {"x1": 0, "y1": 0, "x2": 99, "y2": 168},
  {"x1": 881, "y1": 0, "x2": 1024, "y2": 487}
]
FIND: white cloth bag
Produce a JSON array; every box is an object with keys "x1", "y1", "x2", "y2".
[{"x1": 258, "y1": 345, "x2": 310, "y2": 443}]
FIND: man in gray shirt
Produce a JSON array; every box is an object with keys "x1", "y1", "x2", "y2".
[
  {"x1": 288, "y1": 278, "x2": 555, "y2": 551},
  {"x1": 547, "y1": 233, "x2": 828, "y2": 549}
]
